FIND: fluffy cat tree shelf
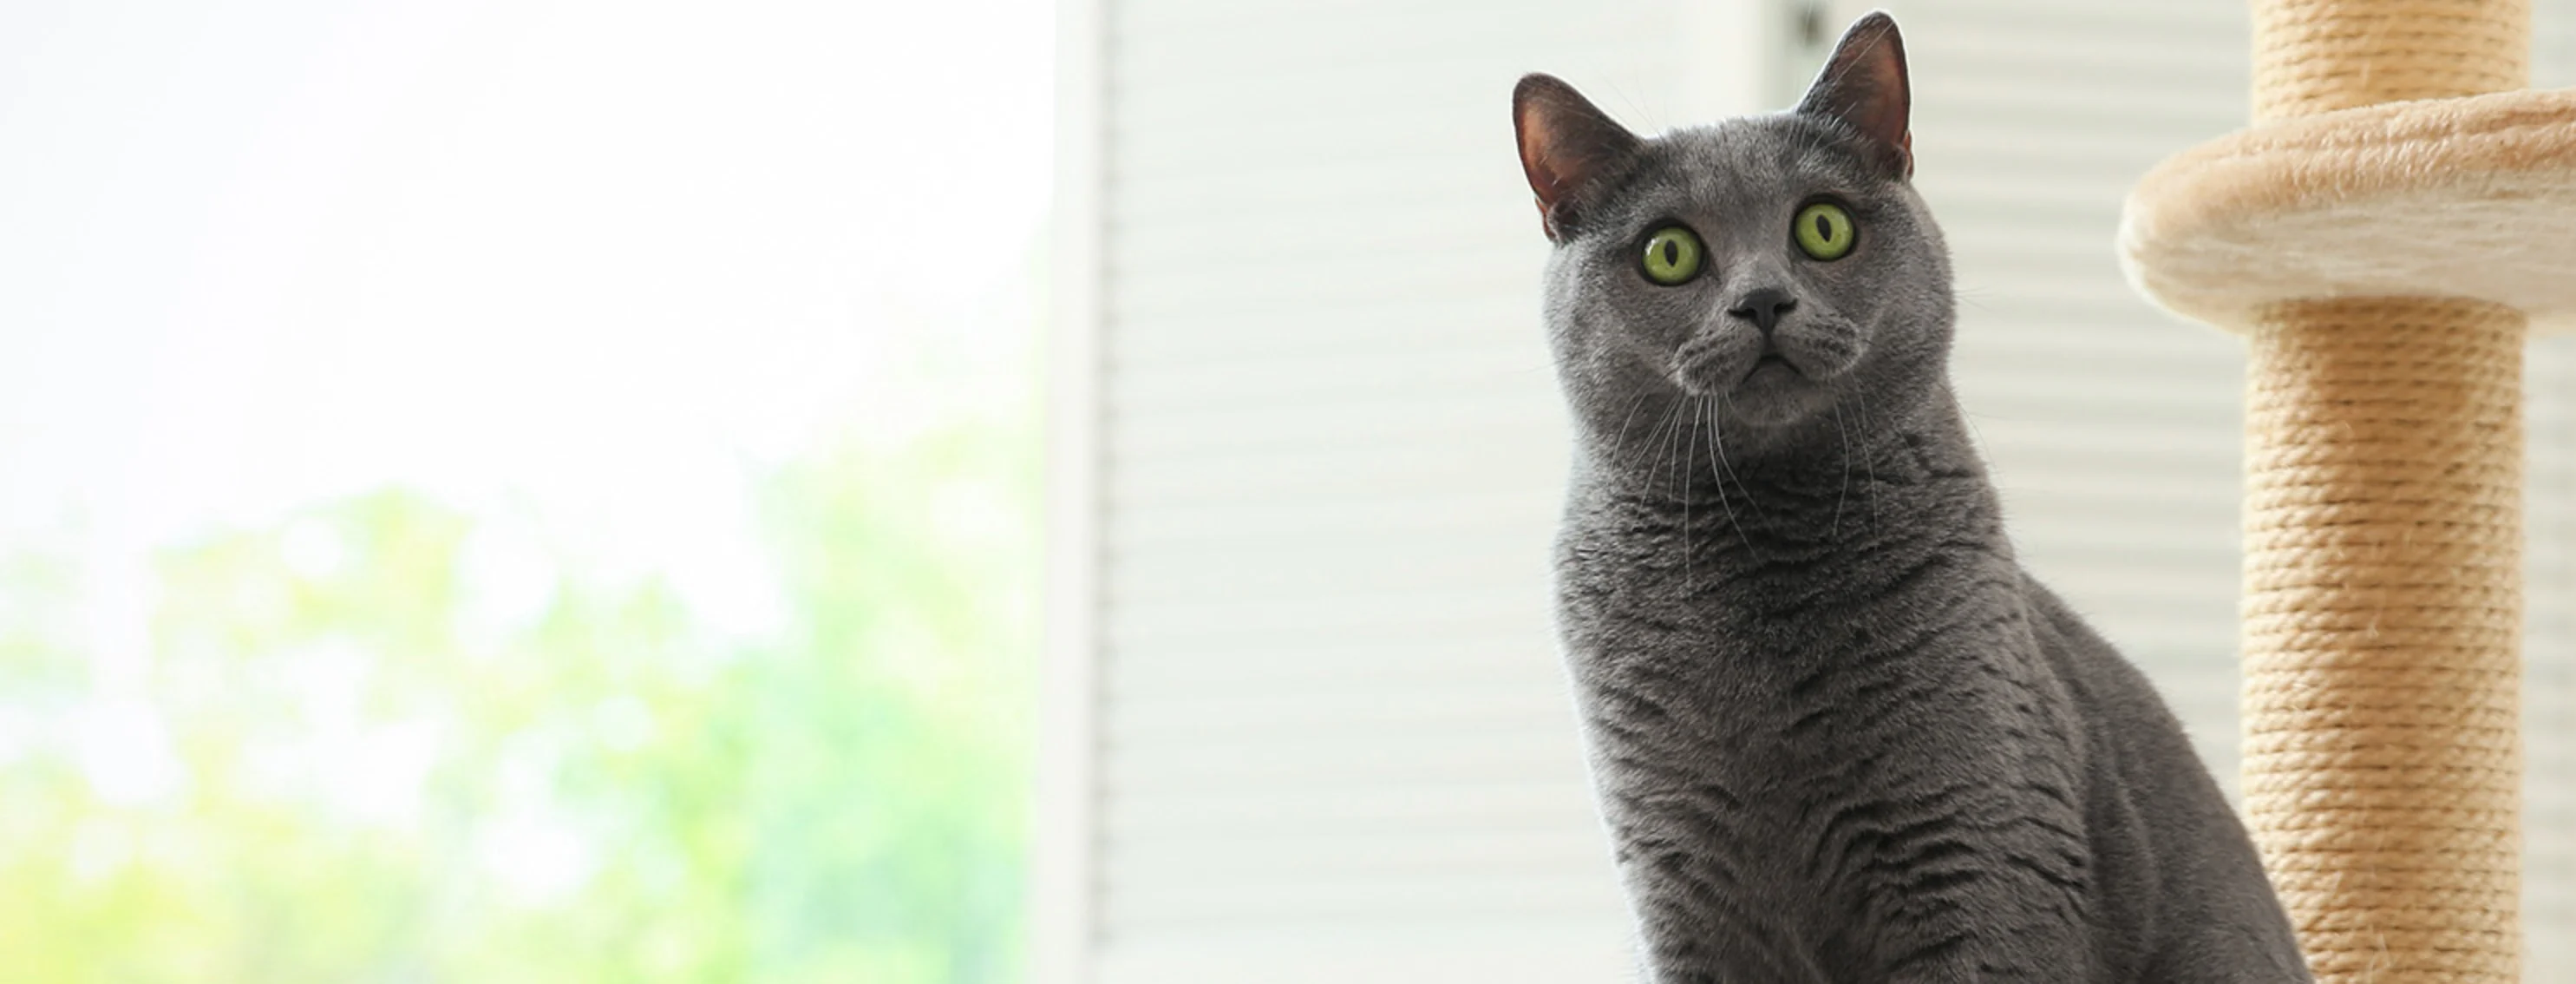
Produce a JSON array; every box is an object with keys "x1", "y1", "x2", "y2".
[{"x1": 2117, "y1": 1, "x2": 2576, "y2": 980}]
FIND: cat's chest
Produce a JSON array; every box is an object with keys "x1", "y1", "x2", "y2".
[
  {"x1": 1562, "y1": 589, "x2": 2057, "y2": 851},
  {"x1": 1555, "y1": 549, "x2": 2039, "y2": 761}
]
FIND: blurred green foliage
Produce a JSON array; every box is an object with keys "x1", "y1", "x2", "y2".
[{"x1": 0, "y1": 411, "x2": 1035, "y2": 982}]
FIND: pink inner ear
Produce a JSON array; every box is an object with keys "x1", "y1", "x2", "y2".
[
  {"x1": 1844, "y1": 62, "x2": 1907, "y2": 154},
  {"x1": 1513, "y1": 74, "x2": 1640, "y2": 240},
  {"x1": 1529, "y1": 156, "x2": 1569, "y2": 239},
  {"x1": 1519, "y1": 114, "x2": 1573, "y2": 210},
  {"x1": 1529, "y1": 150, "x2": 1566, "y2": 205},
  {"x1": 1796, "y1": 13, "x2": 1912, "y2": 167}
]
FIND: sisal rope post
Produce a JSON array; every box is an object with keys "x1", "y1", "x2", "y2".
[
  {"x1": 2251, "y1": 0, "x2": 2527, "y2": 121},
  {"x1": 2243, "y1": 298, "x2": 2524, "y2": 982},
  {"x1": 2240, "y1": 2, "x2": 2527, "y2": 981}
]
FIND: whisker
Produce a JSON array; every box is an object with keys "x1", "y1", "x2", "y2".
[
  {"x1": 1854, "y1": 390, "x2": 1881, "y2": 528},
  {"x1": 1961, "y1": 404, "x2": 1994, "y2": 462},
  {"x1": 1669, "y1": 397, "x2": 1690, "y2": 482},
  {"x1": 1711, "y1": 394, "x2": 1771, "y2": 525},
  {"x1": 1663, "y1": 394, "x2": 1690, "y2": 510},
  {"x1": 1612, "y1": 392, "x2": 1653, "y2": 456},
  {"x1": 1684, "y1": 397, "x2": 1701, "y2": 592},
  {"x1": 1830, "y1": 401, "x2": 1853, "y2": 540},
  {"x1": 1660, "y1": 397, "x2": 1691, "y2": 568},
  {"x1": 1702, "y1": 399, "x2": 1759, "y2": 561},
  {"x1": 1635, "y1": 397, "x2": 1683, "y2": 473}
]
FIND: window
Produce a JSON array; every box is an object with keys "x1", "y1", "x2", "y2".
[{"x1": 0, "y1": 3, "x2": 1045, "y2": 979}]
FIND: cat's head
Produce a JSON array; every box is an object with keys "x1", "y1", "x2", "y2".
[{"x1": 1516, "y1": 11, "x2": 1952, "y2": 462}]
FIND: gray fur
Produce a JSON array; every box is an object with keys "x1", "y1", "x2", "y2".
[{"x1": 1518, "y1": 13, "x2": 2310, "y2": 983}]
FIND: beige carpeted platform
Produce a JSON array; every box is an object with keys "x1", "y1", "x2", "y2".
[{"x1": 2123, "y1": 88, "x2": 2576, "y2": 333}]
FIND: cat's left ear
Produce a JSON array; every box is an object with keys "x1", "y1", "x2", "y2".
[
  {"x1": 1796, "y1": 10, "x2": 1912, "y2": 179},
  {"x1": 1514, "y1": 74, "x2": 1643, "y2": 241}
]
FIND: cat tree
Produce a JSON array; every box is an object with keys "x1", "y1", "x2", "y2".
[{"x1": 2119, "y1": 0, "x2": 2576, "y2": 979}]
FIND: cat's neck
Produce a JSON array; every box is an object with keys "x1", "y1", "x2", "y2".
[{"x1": 1567, "y1": 386, "x2": 2009, "y2": 573}]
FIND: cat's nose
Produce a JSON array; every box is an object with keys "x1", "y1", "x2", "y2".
[{"x1": 1727, "y1": 287, "x2": 1796, "y2": 336}]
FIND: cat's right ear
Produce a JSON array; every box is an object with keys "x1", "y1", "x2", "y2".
[
  {"x1": 1796, "y1": 10, "x2": 1912, "y2": 178},
  {"x1": 1514, "y1": 74, "x2": 1641, "y2": 242}
]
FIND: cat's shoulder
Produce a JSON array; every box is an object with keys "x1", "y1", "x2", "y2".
[{"x1": 2015, "y1": 569, "x2": 2191, "y2": 726}]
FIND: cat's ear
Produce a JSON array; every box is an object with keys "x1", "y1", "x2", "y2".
[
  {"x1": 1796, "y1": 10, "x2": 1912, "y2": 179},
  {"x1": 1514, "y1": 74, "x2": 1642, "y2": 241}
]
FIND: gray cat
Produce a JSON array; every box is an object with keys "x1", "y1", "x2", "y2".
[{"x1": 1514, "y1": 12, "x2": 2310, "y2": 983}]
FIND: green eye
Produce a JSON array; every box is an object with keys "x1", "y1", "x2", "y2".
[
  {"x1": 1639, "y1": 226, "x2": 1704, "y2": 285},
  {"x1": 1794, "y1": 201, "x2": 1855, "y2": 260}
]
